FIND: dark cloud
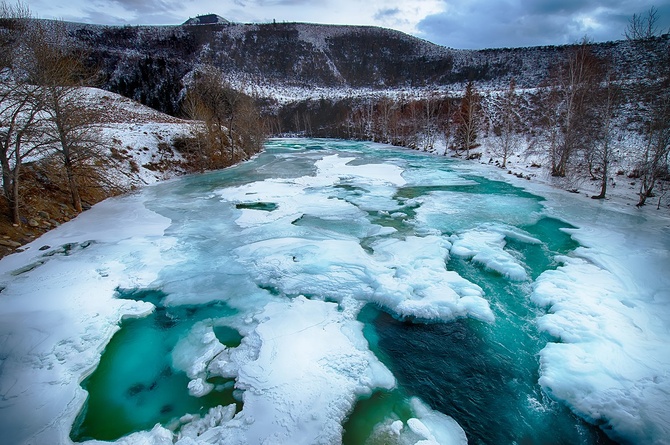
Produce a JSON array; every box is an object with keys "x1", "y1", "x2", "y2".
[{"x1": 418, "y1": 0, "x2": 670, "y2": 49}]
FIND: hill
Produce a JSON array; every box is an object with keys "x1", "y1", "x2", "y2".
[{"x1": 67, "y1": 20, "x2": 668, "y2": 113}]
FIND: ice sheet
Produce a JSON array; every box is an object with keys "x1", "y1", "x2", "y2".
[
  {"x1": 532, "y1": 255, "x2": 670, "y2": 444},
  {"x1": 0, "y1": 195, "x2": 172, "y2": 445},
  {"x1": 2, "y1": 140, "x2": 669, "y2": 445}
]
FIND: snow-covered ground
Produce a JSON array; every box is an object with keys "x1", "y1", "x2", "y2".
[
  {"x1": 0, "y1": 138, "x2": 668, "y2": 445},
  {"x1": 81, "y1": 88, "x2": 195, "y2": 187}
]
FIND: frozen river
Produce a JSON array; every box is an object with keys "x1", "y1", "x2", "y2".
[{"x1": 1, "y1": 139, "x2": 668, "y2": 444}]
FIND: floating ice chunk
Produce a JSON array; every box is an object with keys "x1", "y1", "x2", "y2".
[
  {"x1": 409, "y1": 397, "x2": 467, "y2": 445},
  {"x1": 532, "y1": 256, "x2": 670, "y2": 444},
  {"x1": 408, "y1": 417, "x2": 437, "y2": 441},
  {"x1": 187, "y1": 378, "x2": 214, "y2": 397},
  {"x1": 390, "y1": 419, "x2": 404, "y2": 436},
  {"x1": 365, "y1": 397, "x2": 467, "y2": 445},
  {"x1": 370, "y1": 236, "x2": 493, "y2": 322},
  {"x1": 450, "y1": 230, "x2": 528, "y2": 281},
  {"x1": 172, "y1": 322, "x2": 226, "y2": 381}
]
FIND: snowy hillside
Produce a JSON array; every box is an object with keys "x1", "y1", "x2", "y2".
[
  {"x1": 0, "y1": 87, "x2": 198, "y2": 257},
  {"x1": 82, "y1": 88, "x2": 195, "y2": 187},
  {"x1": 67, "y1": 20, "x2": 668, "y2": 113}
]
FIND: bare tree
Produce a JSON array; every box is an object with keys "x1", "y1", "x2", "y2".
[
  {"x1": 636, "y1": 119, "x2": 669, "y2": 207},
  {"x1": 0, "y1": 81, "x2": 43, "y2": 224},
  {"x1": 489, "y1": 79, "x2": 521, "y2": 168},
  {"x1": 441, "y1": 97, "x2": 455, "y2": 155},
  {"x1": 27, "y1": 20, "x2": 102, "y2": 212},
  {"x1": 624, "y1": 7, "x2": 670, "y2": 206},
  {"x1": 375, "y1": 95, "x2": 395, "y2": 144},
  {"x1": 542, "y1": 39, "x2": 604, "y2": 177},
  {"x1": 421, "y1": 93, "x2": 440, "y2": 151},
  {"x1": 625, "y1": 6, "x2": 662, "y2": 40},
  {"x1": 183, "y1": 67, "x2": 265, "y2": 170},
  {"x1": 590, "y1": 67, "x2": 620, "y2": 199},
  {"x1": 455, "y1": 81, "x2": 481, "y2": 158},
  {"x1": 0, "y1": 1, "x2": 47, "y2": 224}
]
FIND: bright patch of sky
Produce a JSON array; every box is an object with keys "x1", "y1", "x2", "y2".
[{"x1": 21, "y1": 0, "x2": 670, "y2": 49}]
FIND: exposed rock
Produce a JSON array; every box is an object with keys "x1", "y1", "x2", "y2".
[
  {"x1": 183, "y1": 14, "x2": 230, "y2": 26},
  {"x1": 0, "y1": 239, "x2": 22, "y2": 248}
]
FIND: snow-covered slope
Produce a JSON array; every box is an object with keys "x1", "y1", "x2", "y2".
[{"x1": 80, "y1": 87, "x2": 195, "y2": 188}]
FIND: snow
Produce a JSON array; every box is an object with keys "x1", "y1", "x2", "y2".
[
  {"x1": 450, "y1": 228, "x2": 528, "y2": 281},
  {"x1": 179, "y1": 296, "x2": 396, "y2": 445}
]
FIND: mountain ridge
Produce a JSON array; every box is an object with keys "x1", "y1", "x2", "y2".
[{"x1": 67, "y1": 19, "x2": 667, "y2": 116}]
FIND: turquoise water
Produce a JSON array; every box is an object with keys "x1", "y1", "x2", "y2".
[
  {"x1": 70, "y1": 290, "x2": 240, "y2": 442},
  {"x1": 71, "y1": 139, "x2": 616, "y2": 444}
]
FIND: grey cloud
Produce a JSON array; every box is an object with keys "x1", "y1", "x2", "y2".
[
  {"x1": 374, "y1": 8, "x2": 401, "y2": 21},
  {"x1": 75, "y1": 0, "x2": 208, "y2": 25},
  {"x1": 256, "y1": 0, "x2": 326, "y2": 6},
  {"x1": 418, "y1": 0, "x2": 670, "y2": 49},
  {"x1": 107, "y1": 0, "x2": 184, "y2": 15}
]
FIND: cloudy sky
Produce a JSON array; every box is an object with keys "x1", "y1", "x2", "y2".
[{"x1": 23, "y1": 0, "x2": 670, "y2": 49}]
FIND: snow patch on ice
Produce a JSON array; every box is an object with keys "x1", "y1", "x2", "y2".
[
  {"x1": 172, "y1": 322, "x2": 227, "y2": 394},
  {"x1": 370, "y1": 236, "x2": 493, "y2": 322},
  {"x1": 450, "y1": 229, "x2": 528, "y2": 281},
  {"x1": 175, "y1": 296, "x2": 396, "y2": 444}
]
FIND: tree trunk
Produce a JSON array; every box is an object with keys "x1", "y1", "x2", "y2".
[
  {"x1": 10, "y1": 159, "x2": 20, "y2": 225},
  {"x1": 65, "y1": 157, "x2": 82, "y2": 212},
  {"x1": 0, "y1": 150, "x2": 12, "y2": 202}
]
